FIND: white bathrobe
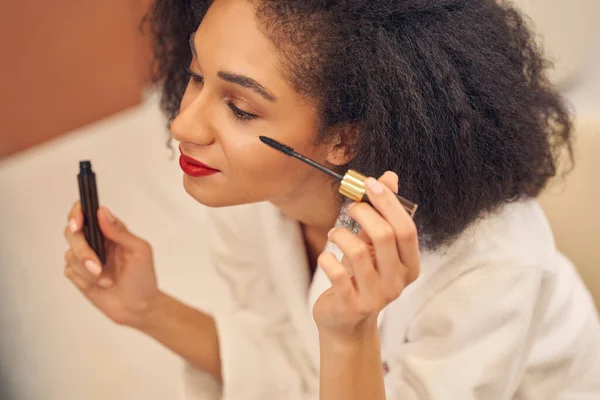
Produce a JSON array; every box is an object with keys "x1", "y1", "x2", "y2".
[{"x1": 182, "y1": 199, "x2": 600, "y2": 399}]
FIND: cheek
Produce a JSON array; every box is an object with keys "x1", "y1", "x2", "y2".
[
  {"x1": 224, "y1": 136, "x2": 285, "y2": 175},
  {"x1": 221, "y1": 135, "x2": 308, "y2": 196}
]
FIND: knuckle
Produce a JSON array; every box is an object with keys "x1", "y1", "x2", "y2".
[
  {"x1": 408, "y1": 267, "x2": 421, "y2": 284},
  {"x1": 327, "y1": 227, "x2": 338, "y2": 239},
  {"x1": 135, "y1": 239, "x2": 153, "y2": 255},
  {"x1": 319, "y1": 254, "x2": 342, "y2": 278},
  {"x1": 71, "y1": 244, "x2": 90, "y2": 261},
  {"x1": 64, "y1": 249, "x2": 74, "y2": 262},
  {"x1": 347, "y1": 202, "x2": 367, "y2": 217},
  {"x1": 108, "y1": 311, "x2": 127, "y2": 326},
  {"x1": 330, "y1": 268, "x2": 347, "y2": 283},
  {"x1": 348, "y1": 243, "x2": 370, "y2": 263},
  {"x1": 317, "y1": 252, "x2": 330, "y2": 266},
  {"x1": 320, "y1": 259, "x2": 350, "y2": 284},
  {"x1": 397, "y1": 224, "x2": 417, "y2": 242},
  {"x1": 139, "y1": 239, "x2": 152, "y2": 251},
  {"x1": 328, "y1": 227, "x2": 346, "y2": 244},
  {"x1": 320, "y1": 260, "x2": 336, "y2": 274},
  {"x1": 373, "y1": 225, "x2": 395, "y2": 245},
  {"x1": 78, "y1": 280, "x2": 92, "y2": 291},
  {"x1": 71, "y1": 267, "x2": 95, "y2": 286},
  {"x1": 70, "y1": 263, "x2": 87, "y2": 277}
]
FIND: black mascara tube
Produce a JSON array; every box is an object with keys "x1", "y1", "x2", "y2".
[{"x1": 77, "y1": 161, "x2": 106, "y2": 265}]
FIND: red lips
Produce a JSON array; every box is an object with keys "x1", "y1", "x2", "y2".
[{"x1": 178, "y1": 148, "x2": 219, "y2": 177}]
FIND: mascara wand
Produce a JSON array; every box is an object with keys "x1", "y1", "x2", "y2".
[{"x1": 259, "y1": 136, "x2": 418, "y2": 218}]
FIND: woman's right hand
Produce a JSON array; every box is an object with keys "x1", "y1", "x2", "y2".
[{"x1": 63, "y1": 202, "x2": 160, "y2": 328}]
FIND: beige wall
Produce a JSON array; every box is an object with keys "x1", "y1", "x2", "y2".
[
  {"x1": 0, "y1": 0, "x2": 153, "y2": 159},
  {"x1": 512, "y1": 0, "x2": 600, "y2": 89}
]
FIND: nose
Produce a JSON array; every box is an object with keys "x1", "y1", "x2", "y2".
[{"x1": 170, "y1": 90, "x2": 215, "y2": 146}]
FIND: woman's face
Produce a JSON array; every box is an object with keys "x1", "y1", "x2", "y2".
[{"x1": 171, "y1": 0, "x2": 336, "y2": 208}]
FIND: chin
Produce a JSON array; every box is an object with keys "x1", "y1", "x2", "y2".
[{"x1": 182, "y1": 175, "x2": 245, "y2": 208}]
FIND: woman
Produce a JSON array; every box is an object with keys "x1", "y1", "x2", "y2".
[{"x1": 62, "y1": 0, "x2": 600, "y2": 398}]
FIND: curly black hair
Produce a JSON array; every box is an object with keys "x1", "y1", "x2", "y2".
[{"x1": 144, "y1": 0, "x2": 573, "y2": 250}]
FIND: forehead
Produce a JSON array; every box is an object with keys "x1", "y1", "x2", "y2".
[{"x1": 195, "y1": 0, "x2": 281, "y2": 84}]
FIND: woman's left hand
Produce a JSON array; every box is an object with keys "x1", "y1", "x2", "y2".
[{"x1": 313, "y1": 171, "x2": 420, "y2": 341}]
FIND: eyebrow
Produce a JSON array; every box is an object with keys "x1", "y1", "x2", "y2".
[
  {"x1": 189, "y1": 31, "x2": 277, "y2": 103},
  {"x1": 217, "y1": 71, "x2": 277, "y2": 102}
]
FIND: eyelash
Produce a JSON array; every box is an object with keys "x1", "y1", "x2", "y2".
[
  {"x1": 184, "y1": 67, "x2": 258, "y2": 122},
  {"x1": 226, "y1": 101, "x2": 258, "y2": 121}
]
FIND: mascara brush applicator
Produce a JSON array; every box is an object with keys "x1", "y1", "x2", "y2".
[{"x1": 259, "y1": 136, "x2": 418, "y2": 218}]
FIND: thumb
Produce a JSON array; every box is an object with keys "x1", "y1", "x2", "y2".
[
  {"x1": 379, "y1": 171, "x2": 399, "y2": 194},
  {"x1": 97, "y1": 207, "x2": 140, "y2": 248}
]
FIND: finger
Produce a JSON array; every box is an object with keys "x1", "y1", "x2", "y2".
[
  {"x1": 328, "y1": 228, "x2": 383, "y2": 308},
  {"x1": 339, "y1": 241, "x2": 375, "y2": 277},
  {"x1": 379, "y1": 171, "x2": 399, "y2": 194},
  {"x1": 64, "y1": 265, "x2": 93, "y2": 291},
  {"x1": 98, "y1": 241, "x2": 117, "y2": 287},
  {"x1": 346, "y1": 203, "x2": 405, "y2": 300},
  {"x1": 341, "y1": 252, "x2": 355, "y2": 277},
  {"x1": 364, "y1": 176, "x2": 420, "y2": 283},
  {"x1": 352, "y1": 171, "x2": 398, "y2": 244},
  {"x1": 97, "y1": 241, "x2": 116, "y2": 288},
  {"x1": 65, "y1": 249, "x2": 113, "y2": 288},
  {"x1": 97, "y1": 275, "x2": 114, "y2": 288},
  {"x1": 97, "y1": 207, "x2": 142, "y2": 249},
  {"x1": 65, "y1": 249, "x2": 102, "y2": 284},
  {"x1": 66, "y1": 201, "x2": 83, "y2": 233},
  {"x1": 64, "y1": 224, "x2": 103, "y2": 271},
  {"x1": 318, "y1": 251, "x2": 357, "y2": 307}
]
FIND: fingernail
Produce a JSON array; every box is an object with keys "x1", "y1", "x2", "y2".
[
  {"x1": 85, "y1": 260, "x2": 102, "y2": 277},
  {"x1": 98, "y1": 276, "x2": 113, "y2": 288},
  {"x1": 347, "y1": 202, "x2": 357, "y2": 211},
  {"x1": 365, "y1": 177, "x2": 384, "y2": 194},
  {"x1": 104, "y1": 208, "x2": 115, "y2": 223},
  {"x1": 327, "y1": 228, "x2": 335, "y2": 239},
  {"x1": 68, "y1": 218, "x2": 78, "y2": 233}
]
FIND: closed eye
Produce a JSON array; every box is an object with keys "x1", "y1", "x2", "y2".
[
  {"x1": 185, "y1": 66, "x2": 258, "y2": 123},
  {"x1": 227, "y1": 101, "x2": 258, "y2": 122}
]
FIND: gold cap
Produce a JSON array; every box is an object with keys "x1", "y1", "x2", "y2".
[
  {"x1": 339, "y1": 169, "x2": 419, "y2": 218},
  {"x1": 339, "y1": 169, "x2": 367, "y2": 202}
]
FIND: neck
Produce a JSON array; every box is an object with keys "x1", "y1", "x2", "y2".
[{"x1": 270, "y1": 174, "x2": 341, "y2": 235}]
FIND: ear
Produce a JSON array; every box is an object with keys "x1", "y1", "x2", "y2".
[{"x1": 325, "y1": 123, "x2": 360, "y2": 166}]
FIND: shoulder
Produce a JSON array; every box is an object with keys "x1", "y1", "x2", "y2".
[
  {"x1": 406, "y1": 200, "x2": 562, "y2": 313},
  {"x1": 426, "y1": 199, "x2": 558, "y2": 275}
]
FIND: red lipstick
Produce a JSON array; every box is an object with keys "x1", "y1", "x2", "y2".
[{"x1": 179, "y1": 149, "x2": 219, "y2": 177}]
